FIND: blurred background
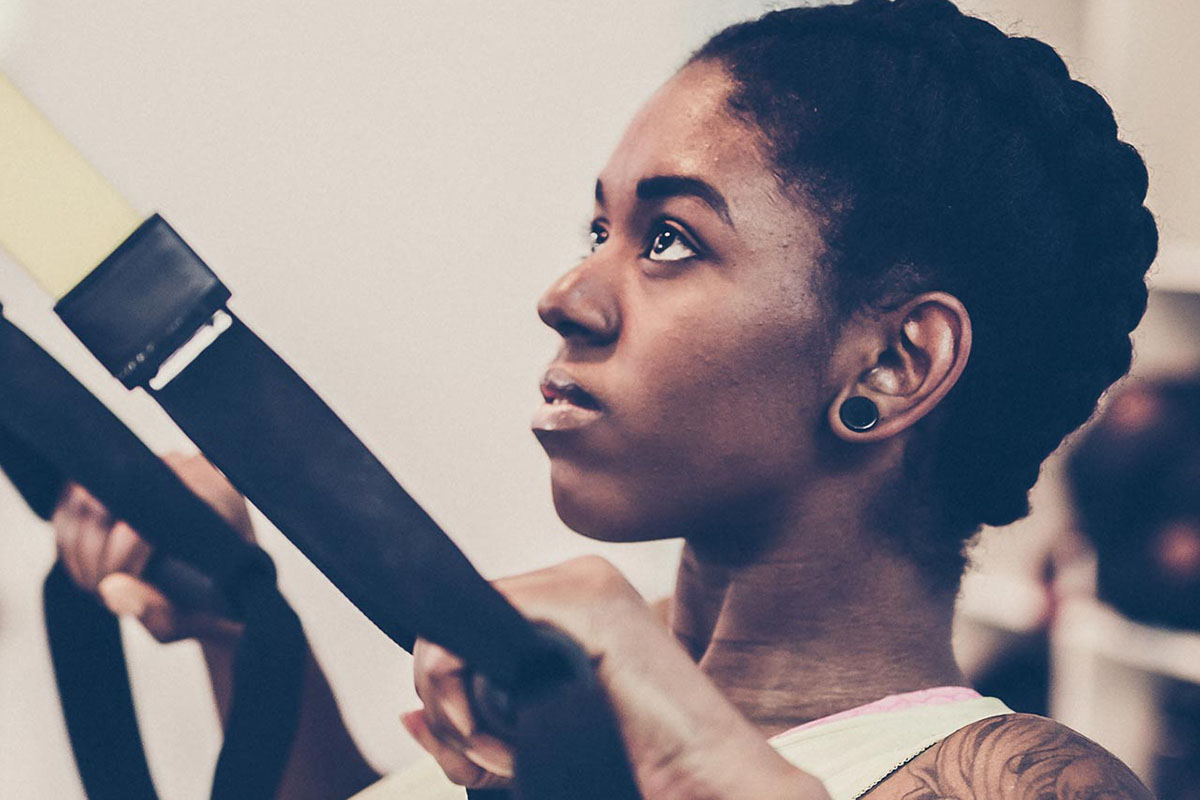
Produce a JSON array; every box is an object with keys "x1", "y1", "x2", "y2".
[{"x1": 0, "y1": 1, "x2": 1196, "y2": 797}]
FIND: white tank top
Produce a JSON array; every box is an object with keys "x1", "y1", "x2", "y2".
[
  {"x1": 769, "y1": 691, "x2": 1012, "y2": 799},
  {"x1": 352, "y1": 691, "x2": 1013, "y2": 800}
]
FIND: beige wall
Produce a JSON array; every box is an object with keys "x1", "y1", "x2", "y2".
[{"x1": 0, "y1": 1, "x2": 1195, "y2": 797}]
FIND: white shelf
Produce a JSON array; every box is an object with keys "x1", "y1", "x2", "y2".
[
  {"x1": 1046, "y1": 595, "x2": 1200, "y2": 781},
  {"x1": 958, "y1": 581, "x2": 1200, "y2": 782},
  {"x1": 1054, "y1": 595, "x2": 1200, "y2": 686}
]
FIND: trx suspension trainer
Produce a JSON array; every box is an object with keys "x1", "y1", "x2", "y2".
[{"x1": 0, "y1": 73, "x2": 641, "y2": 799}]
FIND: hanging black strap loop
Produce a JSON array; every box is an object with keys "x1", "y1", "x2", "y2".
[
  {"x1": 0, "y1": 310, "x2": 305, "y2": 800},
  {"x1": 43, "y1": 562, "x2": 160, "y2": 800},
  {"x1": 213, "y1": 565, "x2": 305, "y2": 800}
]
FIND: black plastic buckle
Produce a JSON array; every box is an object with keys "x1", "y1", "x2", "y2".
[{"x1": 55, "y1": 214, "x2": 230, "y2": 389}]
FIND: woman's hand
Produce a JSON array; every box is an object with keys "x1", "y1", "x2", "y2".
[
  {"x1": 51, "y1": 452, "x2": 251, "y2": 643},
  {"x1": 406, "y1": 555, "x2": 829, "y2": 800}
]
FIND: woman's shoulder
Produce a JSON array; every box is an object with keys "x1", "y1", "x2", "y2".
[{"x1": 867, "y1": 713, "x2": 1152, "y2": 800}]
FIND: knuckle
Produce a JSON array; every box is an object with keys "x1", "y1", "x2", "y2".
[
  {"x1": 444, "y1": 767, "x2": 483, "y2": 787},
  {"x1": 440, "y1": 757, "x2": 486, "y2": 788},
  {"x1": 426, "y1": 666, "x2": 466, "y2": 699},
  {"x1": 51, "y1": 517, "x2": 73, "y2": 541},
  {"x1": 416, "y1": 641, "x2": 462, "y2": 677},
  {"x1": 423, "y1": 709, "x2": 456, "y2": 739},
  {"x1": 72, "y1": 487, "x2": 103, "y2": 515}
]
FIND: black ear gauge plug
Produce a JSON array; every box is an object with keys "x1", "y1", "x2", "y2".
[{"x1": 839, "y1": 396, "x2": 880, "y2": 432}]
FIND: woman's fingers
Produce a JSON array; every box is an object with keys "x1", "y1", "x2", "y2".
[
  {"x1": 401, "y1": 709, "x2": 511, "y2": 789},
  {"x1": 51, "y1": 484, "x2": 82, "y2": 583},
  {"x1": 460, "y1": 732, "x2": 514, "y2": 780},
  {"x1": 411, "y1": 639, "x2": 516, "y2": 783},
  {"x1": 53, "y1": 484, "x2": 115, "y2": 592},
  {"x1": 413, "y1": 640, "x2": 474, "y2": 746},
  {"x1": 52, "y1": 452, "x2": 250, "y2": 596},
  {"x1": 100, "y1": 521, "x2": 152, "y2": 580},
  {"x1": 48, "y1": 453, "x2": 253, "y2": 645},
  {"x1": 98, "y1": 573, "x2": 171, "y2": 637},
  {"x1": 52, "y1": 501, "x2": 83, "y2": 587},
  {"x1": 97, "y1": 573, "x2": 243, "y2": 643},
  {"x1": 406, "y1": 559, "x2": 644, "y2": 793},
  {"x1": 74, "y1": 512, "x2": 109, "y2": 590}
]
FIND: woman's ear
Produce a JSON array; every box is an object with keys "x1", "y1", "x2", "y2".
[{"x1": 828, "y1": 292, "x2": 972, "y2": 443}]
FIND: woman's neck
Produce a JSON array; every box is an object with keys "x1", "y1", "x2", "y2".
[{"x1": 669, "y1": 501, "x2": 965, "y2": 737}]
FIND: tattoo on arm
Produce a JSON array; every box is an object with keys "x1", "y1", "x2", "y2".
[{"x1": 899, "y1": 715, "x2": 1153, "y2": 800}]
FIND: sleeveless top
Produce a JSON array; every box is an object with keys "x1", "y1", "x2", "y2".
[{"x1": 352, "y1": 688, "x2": 1013, "y2": 800}]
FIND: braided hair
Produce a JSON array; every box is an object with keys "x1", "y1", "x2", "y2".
[{"x1": 693, "y1": 0, "x2": 1158, "y2": 587}]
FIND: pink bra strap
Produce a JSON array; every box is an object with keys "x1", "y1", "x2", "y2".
[{"x1": 775, "y1": 686, "x2": 982, "y2": 737}]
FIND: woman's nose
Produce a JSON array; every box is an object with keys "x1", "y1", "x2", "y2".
[{"x1": 537, "y1": 261, "x2": 620, "y2": 346}]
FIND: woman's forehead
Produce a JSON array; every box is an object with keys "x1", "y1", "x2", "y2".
[{"x1": 596, "y1": 60, "x2": 769, "y2": 204}]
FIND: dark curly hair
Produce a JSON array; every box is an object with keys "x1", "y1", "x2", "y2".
[{"x1": 693, "y1": 0, "x2": 1158, "y2": 587}]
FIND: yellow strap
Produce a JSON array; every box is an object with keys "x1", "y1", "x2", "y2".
[{"x1": 0, "y1": 73, "x2": 142, "y2": 299}]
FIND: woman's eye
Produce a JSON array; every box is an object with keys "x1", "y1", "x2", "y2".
[
  {"x1": 646, "y1": 224, "x2": 698, "y2": 262},
  {"x1": 589, "y1": 221, "x2": 609, "y2": 252}
]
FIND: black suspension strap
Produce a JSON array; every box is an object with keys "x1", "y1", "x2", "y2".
[
  {"x1": 0, "y1": 421, "x2": 155, "y2": 800},
  {"x1": 0, "y1": 310, "x2": 305, "y2": 800},
  {"x1": 56, "y1": 214, "x2": 642, "y2": 800},
  {"x1": 43, "y1": 562, "x2": 159, "y2": 800},
  {"x1": 152, "y1": 312, "x2": 638, "y2": 800}
]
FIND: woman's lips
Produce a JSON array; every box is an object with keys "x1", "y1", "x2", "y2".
[{"x1": 533, "y1": 367, "x2": 604, "y2": 432}]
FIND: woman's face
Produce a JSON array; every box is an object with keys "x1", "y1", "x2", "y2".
[{"x1": 533, "y1": 60, "x2": 836, "y2": 545}]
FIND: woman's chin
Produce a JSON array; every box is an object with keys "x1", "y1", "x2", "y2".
[{"x1": 549, "y1": 470, "x2": 678, "y2": 544}]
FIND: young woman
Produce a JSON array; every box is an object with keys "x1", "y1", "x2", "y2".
[{"x1": 55, "y1": 0, "x2": 1157, "y2": 797}]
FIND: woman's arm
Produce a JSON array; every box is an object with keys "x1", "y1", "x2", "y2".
[
  {"x1": 868, "y1": 713, "x2": 1153, "y2": 800},
  {"x1": 53, "y1": 455, "x2": 379, "y2": 800},
  {"x1": 408, "y1": 555, "x2": 830, "y2": 800}
]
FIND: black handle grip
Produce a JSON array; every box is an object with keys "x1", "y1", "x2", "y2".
[
  {"x1": 143, "y1": 551, "x2": 233, "y2": 618},
  {"x1": 466, "y1": 622, "x2": 593, "y2": 739},
  {"x1": 0, "y1": 402, "x2": 231, "y2": 619},
  {"x1": 465, "y1": 623, "x2": 642, "y2": 800}
]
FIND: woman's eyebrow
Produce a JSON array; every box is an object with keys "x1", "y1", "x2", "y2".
[{"x1": 636, "y1": 175, "x2": 733, "y2": 227}]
